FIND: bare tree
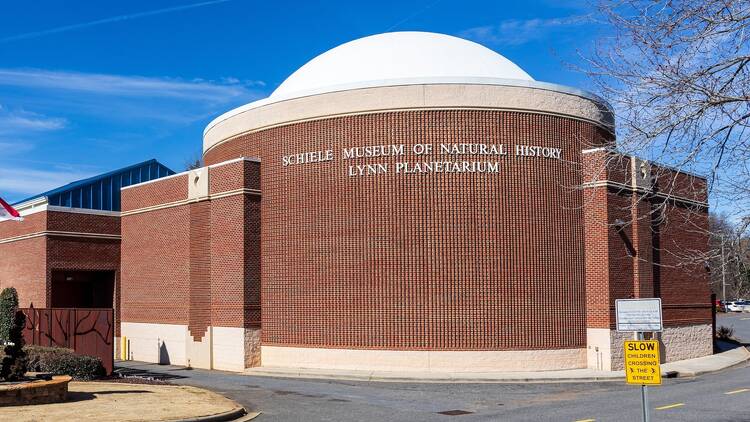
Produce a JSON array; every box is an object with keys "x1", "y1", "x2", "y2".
[
  {"x1": 184, "y1": 150, "x2": 204, "y2": 171},
  {"x1": 582, "y1": 0, "x2": 750, "y2": 222},
  {"x1": 709, "y1": 213, "x2": 750, "y2": 299},
  {"x1": 576, "y1": 0, "x2": 750, "y2": 278}
]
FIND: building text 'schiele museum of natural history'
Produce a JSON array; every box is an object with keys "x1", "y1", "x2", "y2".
[{"x1": 0, "y1": 32, "x2": 713, "y2": 372}]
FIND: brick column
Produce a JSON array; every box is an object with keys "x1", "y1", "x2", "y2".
[
  {"x1": 630, "y1": 158, "x2": 654, "y2": 299},
  {"x1": 582, "y1": 149, "x2": 611, "y2": 330},
  {"x1": 188, "y1": 201, "x2": 211, "y2": 341},
  {"x1": 582, "y1": 149, "x2": 616, "y2": 370}
]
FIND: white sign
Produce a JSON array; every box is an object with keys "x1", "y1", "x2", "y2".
[{"x1": 615, "y1": 298, "x2": 663, "y2": 332}]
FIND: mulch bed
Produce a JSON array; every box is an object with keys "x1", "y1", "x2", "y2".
[{"x1": 92, "y1": 375, "x2": 172, "y2": 385}]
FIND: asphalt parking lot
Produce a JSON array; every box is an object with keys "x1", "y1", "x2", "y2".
[
  {"x1": 116, "y1": 315, "x2": 750, "y2": 422},
  {"x1": 118, "y1": 358, "x2": 750, "y2": 422},
  {"x1": 717, "y1": 312, "x2": 750, "y2": 343}
]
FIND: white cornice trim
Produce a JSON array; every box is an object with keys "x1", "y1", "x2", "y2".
[
  {"x1": 204, "y1": 106, "x2": 612, "y2": 158},
  {"x1": 15, "y1": 197, "x2": 49, "y2": 216},
  {"x1": 120, "y1": 198, "x2": 191, "y2": 216},
  {"x1": 0, "y1": 231, "x2": 121, "y2": 245},
  {"x1": 209, "y1": 188, "x2": 262, "y2": 201},
  {"x1": 581, "y1": 147, "x2": 611, "y2": 154},
  {"x1": 120, "y1": 171, "x2": 186, "y2": 191},
  {"x1": 47, "y1": 206, "x2": 120, "y2": 217},
  {"x1": 121, "y1": 187, "x2": 261, "y2": 216},
  {"x1": 207, "y1": 156, "x2": 261, "y2": 169},
  {"x1": 121, "y1": 157, "x2": 261, "y2": 191},
  {"x1": 203, "y1": 83, "x2": 616, "y2": 154},
  {"x1": 18, "y1": 203, "x2": 121, "y2": 218},
  {"x1": 204, "y1": 78, "x2": 613, "y2": 137},
  {"x1": 579, "y1": 148, "x2": 706, "y2": 180},
  {"x1": 581, "y1": 180, "x2": 708, "y2": 208}
]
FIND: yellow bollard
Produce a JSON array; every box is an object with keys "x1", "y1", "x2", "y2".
[{"x1": 121, "y1": 336, "x2": 128, "y2": 360}]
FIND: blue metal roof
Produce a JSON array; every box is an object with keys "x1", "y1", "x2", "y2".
[{"x1": 14, "y1": 159, "x2": 175, "y2": 212}]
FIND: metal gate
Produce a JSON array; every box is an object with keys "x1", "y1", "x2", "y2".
[{"x1": 20, "y1": 308, "x2": 114, "y2": 375}]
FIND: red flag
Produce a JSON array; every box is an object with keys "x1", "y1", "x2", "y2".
[{"x1": 0, "y1": 197, "x2": 22, "y2": 222}]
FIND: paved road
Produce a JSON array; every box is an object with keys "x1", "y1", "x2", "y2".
[
  {"x1": 116, "y1": 316, "x2": 750, "y2": 421},
  {"x1": 116, "y1": 360, "x2": 750, "y2": 421}
]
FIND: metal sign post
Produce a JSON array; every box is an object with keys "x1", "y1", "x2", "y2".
[
  {"x1": 616, "y1": 299, "x2": 663, "y2": 422},
  {"x1": 624, "y1": 335, "x2": 660, "y2": 421},
  {"x1": 638, "y1": 332, "x2": 650, "y2": 422}
]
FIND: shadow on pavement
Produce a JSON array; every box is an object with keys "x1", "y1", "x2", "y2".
[
  {"x1": 113, "y1": 366, "x2": 189, "y2": 381},
  {"x1": 715, "y1": 339, "x2": 749, "y2": 353}
]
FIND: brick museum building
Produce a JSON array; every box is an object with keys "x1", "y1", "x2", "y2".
[{"x1": 0, "y1": 32, "x2": 712, "y2": 372}]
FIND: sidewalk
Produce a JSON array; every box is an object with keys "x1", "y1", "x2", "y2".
[
  {"x1": 243, "y1": 346, "x2": 750, "y2": 383},
  {"x1": 661, "y1": 344, "x2": 750, "y2": 377}
]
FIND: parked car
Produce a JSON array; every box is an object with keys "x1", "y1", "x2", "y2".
[
  {"x1": 726, "y1": 301, "x2": 745, "y2": 312},
  {"x1": 717, "y1": 300, "x2": 728, "y2": 312}
]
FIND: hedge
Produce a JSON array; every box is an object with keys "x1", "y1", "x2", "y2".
[{"x1": 24, "y1": 346, "x2": 105, "y2": 380}]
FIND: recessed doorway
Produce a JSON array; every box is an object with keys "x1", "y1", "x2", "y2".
[{"x1": 50, "y1": 270, "x2": 114, "y2": 308}]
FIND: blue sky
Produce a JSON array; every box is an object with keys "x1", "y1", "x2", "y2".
[{"x1": 0, "y1": 0, "x2": 600, "y2": 202}]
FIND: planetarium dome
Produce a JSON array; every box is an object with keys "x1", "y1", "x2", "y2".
[
  {"x1": 204, "y1": 30, "x2": 612, "y2": 153},
  {"x1": 270, "y1": 31, "x2": 534, "y2": 100}
]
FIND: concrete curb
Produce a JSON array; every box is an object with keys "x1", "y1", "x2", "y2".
[
  {"x1": 243, "y1": 369, "x2": 625, "y2": 384},
  {"x1": 243, "y1": 366, "x2": 628, "y2": 384},
  {"x1": 243, "y1": 346, "x2": 750, "y2": 384},
  {"x1": 175, "y1": 406, "x2": 247, "y2": 422},
  {"x1": 665, "y1": 346, "x2": 750, "y2": 377}
]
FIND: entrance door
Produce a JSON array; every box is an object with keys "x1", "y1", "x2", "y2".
[{"x1": 50, "y1": 270, "x2": 114, "y2": 308}]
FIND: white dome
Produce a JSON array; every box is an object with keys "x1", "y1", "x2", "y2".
[{"x1": 271, "y1": 31, "x2": 533, "y2": 100}]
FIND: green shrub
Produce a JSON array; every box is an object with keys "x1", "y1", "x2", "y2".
[
  {"x1": 24, "y1": 346, "x2": 105, "y2": 380},
  {"x1": 0, "y1": 287, "x2": 27, "y2": 381},
  {"x1": 0, "y1": 287, "x2": 18, "y2": 342}
]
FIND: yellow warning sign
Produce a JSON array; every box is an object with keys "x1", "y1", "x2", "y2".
[{"x1": 624, "y1": 340, "x2": 661, "y2": 385}]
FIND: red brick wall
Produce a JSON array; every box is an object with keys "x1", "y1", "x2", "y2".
[
  {"x1": 46, "y1": 211, "x2": 120, "y2": 235},
  {"x1": 631, "y1": 197, "x2": 654, "y2": 299},
  {"x1": 582, "y1": 152, "x2": 711, "y2": 330},
  {"x1": 189, "y1": 201, "x2": 211, "y2": 340},
  {"x1": 121, "y1": 175, "x2": 188, "y2": 210},
  {"x1": 121, "y1": 206, "x2": 191, "y2": 325},
  {"x1": 208, "y1": 160, "x2": 261, "y2": 331},
  {"x1": 121, "y1": 160, "x2": 261, "y2": 335},
  {"x1": 651, "y1": 166, "x2": 710, "y2": 325},
  {"x1": 0, "y1": 237, "x2": 47, "y2": 308},
  {"x1": 0, "y1": 211, "x2": 121, "y2": 333},
  {"x1": 652, "y1": 166, "x2": 707, "y2": 203},
  {"x1": 606, "y1": 192, "x2": 638, "y2": 308},
  {"x1": 46, "y1": 236, "x2": 120, "y2": 334},
  {"x1": 583, "y1": 186, "x2": 611, "y2": 329},
  {"x1": 0, "y1": 211, "x2": 47, "y2": 239},
  {"x1": 0, "y1": 212, "x2": 48, "y2": 307},
  {"x1": 651, "y1": 174, "x2": 711, "y2": 326},
  {"x1": 206, "y1": 110, "x2": 612, "y2": 350},
  {"x1": 208, "y1": 161, "x2": 262, "y2": 329},
  {"x1": 243, "y1": 193, "x2": 261, "y2": 326}
]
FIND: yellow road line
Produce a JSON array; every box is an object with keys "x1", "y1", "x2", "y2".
[
  {"x1": 574, "y1": 419, "x2": 596, "y2": 422},
  {"x1": 655, "y1": 403, "x2": 684, "y2": 410},
  {"x1": 725, "y1": 388, "x2": 750, "y2": 395}
]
